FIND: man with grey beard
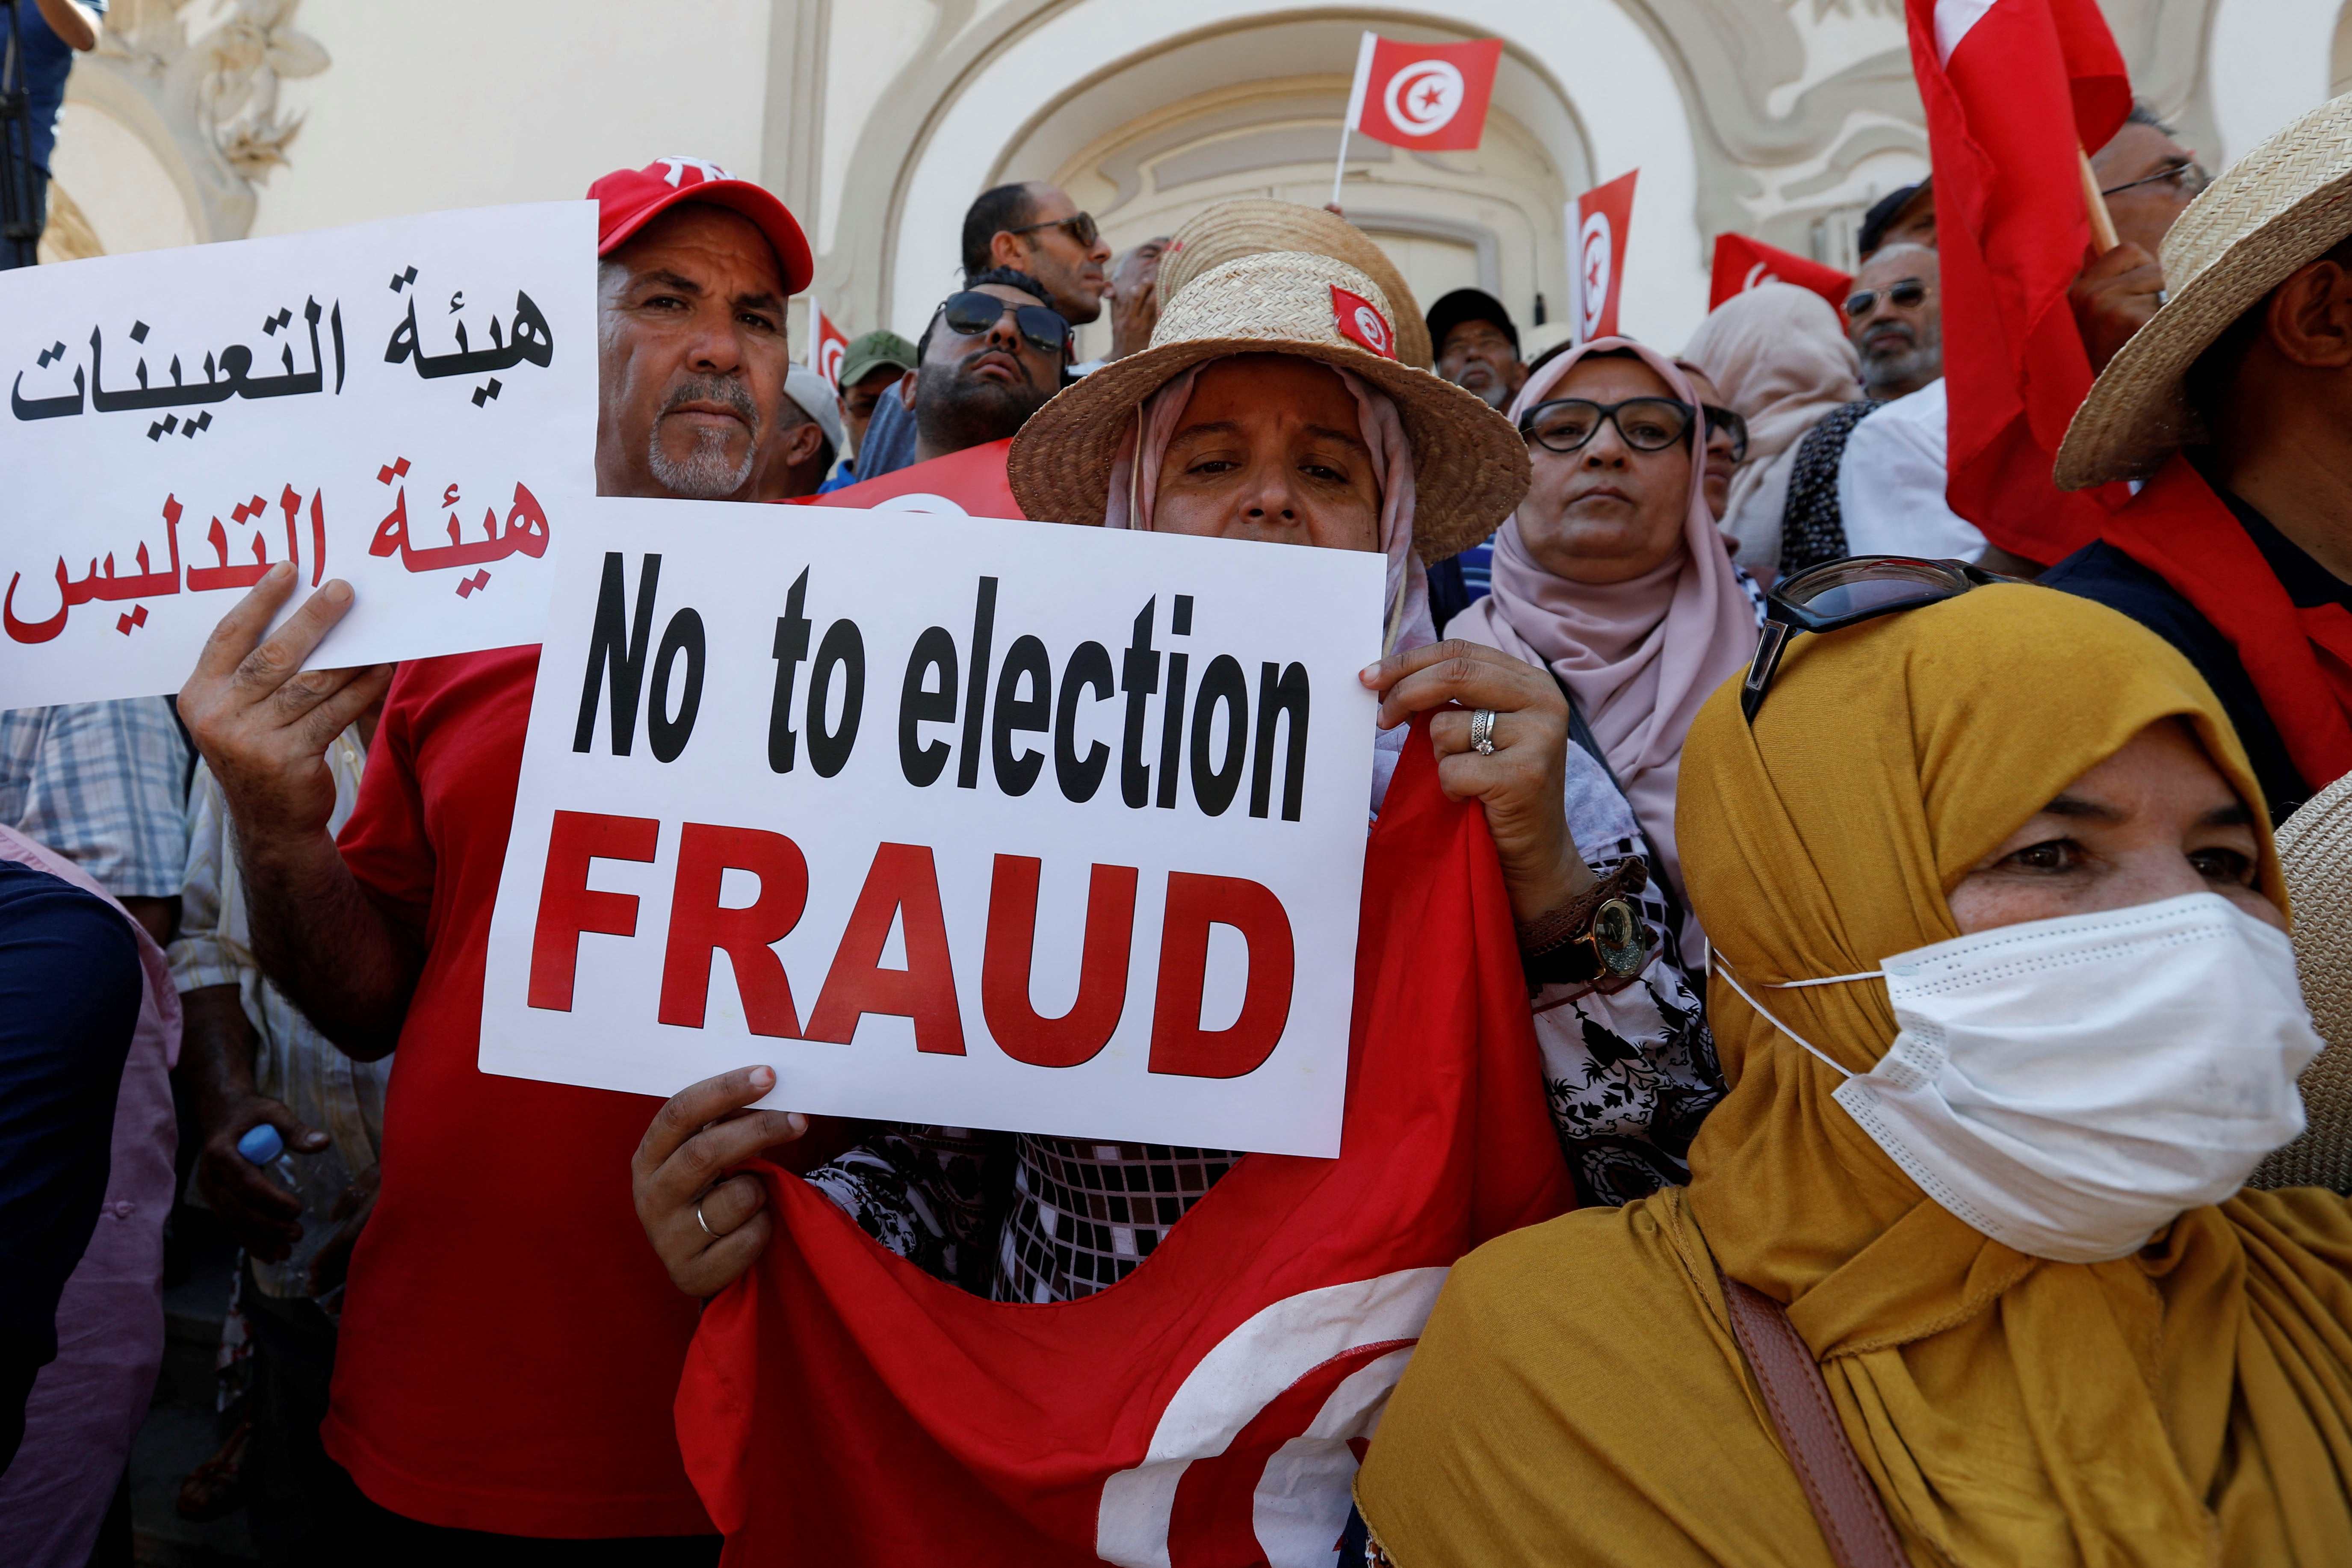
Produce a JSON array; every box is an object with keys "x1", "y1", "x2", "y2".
[{"x1": 1843, "y1": 243, "x2": 1941, "y2": 400}]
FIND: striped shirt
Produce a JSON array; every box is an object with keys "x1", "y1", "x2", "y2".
[{"x1": 0, "y1": 700, "x2": 189, "y2": 898}]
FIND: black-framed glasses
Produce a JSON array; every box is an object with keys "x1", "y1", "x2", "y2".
[
  {"x1": 1843, "y1": 279, "x2": 1929, "y2": 319},
  {"x1": 938, "y1": 291, "x2": 1071, "y2": 358},
  {"x1": 1003, "y1": 211, "x2": 1101, "y2": 250},
  {"x1": 1740, "y1": 556, "x2": 2014, "y2": 722},
  {"x1": 1701, "y1": 403, "x2": 1749, "y2": 463},
  {"x1": 1519, "y1": 396, "x2": 1696, "y2": 455},
  {"x1": 2100, "y1": 159, "x2": 2210, "y2": 201}
]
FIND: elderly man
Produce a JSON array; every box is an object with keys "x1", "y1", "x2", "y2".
[
  {"x1": 2073, "y1": 105, "x2": 2209, "y2": 372},
  {"x1": 1844, "y1": 244, "x2": 1940, "y2": 401},
  {"x1": 171, "y1": 157, "x2": 813, "y2": 1561},
  {"x1": 1427, "y1": 287, "x2": 1527, "y2": 413},
  {"x1": 2049, "y1": 94, "x2": 2352, "y2": 824}
]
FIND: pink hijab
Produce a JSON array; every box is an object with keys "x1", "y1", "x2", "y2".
[
  {"x1": 1449, "y1": 337, "x2": 1758, "y2": 919},
  {"x1": 1103, "y1": 356, "x2": 1436, "y2": 810}
]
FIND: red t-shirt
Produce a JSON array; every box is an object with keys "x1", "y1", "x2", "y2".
[{"x1": 322, "y1": 647, "x2": 714, "y2": 1538}]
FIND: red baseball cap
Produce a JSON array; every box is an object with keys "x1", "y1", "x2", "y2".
[{"x1": 588, "y1": 156, "x2": 813, "y2": 294}]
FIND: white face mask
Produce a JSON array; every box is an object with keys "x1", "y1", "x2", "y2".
[{"x1": 1717, "y1": 893, "x2": 2321, "y2": 1264}]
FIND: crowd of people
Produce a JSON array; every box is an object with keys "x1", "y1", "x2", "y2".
[{"x1": 5, "y1": 61, "x2": 2352, "y2": 1568}]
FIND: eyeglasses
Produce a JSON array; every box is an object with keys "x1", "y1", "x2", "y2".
[
  {"x1": 1002, "y1": 211, "x2": 1102, "y2": 251},
  {"x1": 1519, "y1": 396, "x2": 1696, "y2": 455},
  {"x1": 1740, "y1": 556, "x2": 2014, "y2": 722},
  {"x1": 1701, "y1": 403, "x2": 1749, "y2": 463},
  {"x1": 1843, "y1": 279, "x2": 1930, "y2": 320},
  {"x1": 2099, "y1": 159, "x2": 2210, "y2": 201},
  {"x1": 937, "y1": 291, "x2": 1071, "y2": 359}
]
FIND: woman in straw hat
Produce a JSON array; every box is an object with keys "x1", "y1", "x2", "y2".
[
  {"x1": 1446, "y1": 334, "x2": 1768, "y2": 974},
  {"x1": 1357, "y1": 582, "x2": 2352, "y2": 1567},
  {"x1": 2045, "y1": 91, "x2": 2352, "y2": 824}
]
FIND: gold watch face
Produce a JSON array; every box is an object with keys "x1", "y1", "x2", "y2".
[{"x1": 1593, "y1": 898, "x2": 1646, "y2": 975}]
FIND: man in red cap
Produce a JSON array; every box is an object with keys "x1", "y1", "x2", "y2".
[{"x1": 172, "y1": 158, "x2": 814, "y2": 1562}]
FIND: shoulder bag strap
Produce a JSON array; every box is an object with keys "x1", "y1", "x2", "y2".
[
  {"x1": 1546, "y1": 671, "x2": 1690, "y2": 949},
  {"x1": 1714, "y1": 1263, "x2": 1909, "y2": 1568}
]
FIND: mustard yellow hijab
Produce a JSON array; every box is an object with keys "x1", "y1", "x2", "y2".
[{"x1": 1359, "y1": 587, "x2": 2352, "y2": 1567}]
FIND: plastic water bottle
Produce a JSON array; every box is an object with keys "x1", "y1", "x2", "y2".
[{"x1": 236, "y1": 1122, "x2": 354, "y2": 1294}]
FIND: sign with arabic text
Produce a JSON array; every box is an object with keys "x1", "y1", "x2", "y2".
[
  {"x1": 0, "y1": 201, "x2": 597, "y2": 707},
  {"x1": 478, "y1": 499, "x2": 1382, "y2": 1157}
]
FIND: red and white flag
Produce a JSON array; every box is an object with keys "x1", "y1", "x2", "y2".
[
  {"x1": 674, "y1": 723, "x2": 1573, "y2": 1565},
  {"x1": 1344, "y1": 33, "x2": 1502, "y2": 152},
  {"x1": 792, "y1": 437, "x2": 1023, "y2": 520},
  {"x1": 1708, "y1": 233, "x2": 1851, "y2": 315},
  {"x1": 1571, "y1": 170, "x2": 1639, "y2": 343},
  {"x1": 809, "y1": 304, "x2": 849, "y2": 387},
  {"x1": 1907, "y1": 0, "x2": 2133, "y2": 563}
]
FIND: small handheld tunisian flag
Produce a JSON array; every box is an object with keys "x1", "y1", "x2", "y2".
[
  {"x1": 1344, "y1": 32, "x2": 1502, "y2": 152},
  {"x1": 1907, "y1": 0, "x2": 2133, "y2": 563},
  {"x1": 674, "y1": 719, "x2": 1573, "y2": 1566},
  {"x1": 1709, "y1": 233, "x2": 1851, "y2": 314},
  {"x1": 1572, "y1": 170, "x2": 1639, "y2": 342},
  {"x1": 791, "y1": 437, "x2": 1024, "y2": 518},
  {"x1": 809, "y1": 304, "x2": 849, "y2": 386}
]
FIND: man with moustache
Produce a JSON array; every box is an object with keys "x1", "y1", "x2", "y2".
[
  {"x1": 1426, "y1": 288, "x2": 1527, "y2": 413},
  {"x1": 903, "y1": 267, "x2": 1068, "y2": 466},
  {"x1": 169, "y1": 158, "x2": 812, "y2": 1563}
]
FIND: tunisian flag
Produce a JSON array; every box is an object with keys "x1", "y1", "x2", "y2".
[
  {"x1": 674, "y1": 719, "x2": 1573, "y2": 1565},
  {"x1": 809, "y1": 305, "x2": 849, "y2": 386},
  {"x1": 1573, "y1": 170, "x2": 1639, "y2": 342},
  {"x1": 1708, "y1": 233, "x2": 1850, "y2": 314},
  {"x1": 1906, "y1": 0, "x2": 2132, "y2": 563},
  {"x1": 1345, "y1": 33, "x2": 1503, "y2": 152},
  {"x1": 793, "y1": 437, "x2": 1024, "y2": 518}
]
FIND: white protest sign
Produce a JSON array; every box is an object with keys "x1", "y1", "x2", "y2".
[
  {"x1": 479, "y1": 500, "x2": 1383, "y2": 1158},
  {"x1": 0, "y1": 201, "x2": 597, "y2": 707}
]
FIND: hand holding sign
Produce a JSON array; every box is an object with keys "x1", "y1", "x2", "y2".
[{"x1": 631, "y1": 1064, "x2": 807, "y2": 1298}]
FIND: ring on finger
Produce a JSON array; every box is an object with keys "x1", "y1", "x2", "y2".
[
  {"x1": 1469, "y1": 708, "x2": 1498, "y2": 757},
  {"x1": 695, "y1": 1196, "x2": 722, "y2": 1240}
]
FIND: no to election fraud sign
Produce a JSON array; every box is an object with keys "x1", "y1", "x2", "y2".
[
  {"x1": 479, "y1": 499, "x2": 1384, "y2": 1157},
  {"x1": 0, "y1": 201, "x2": 597, "y2": 708}
]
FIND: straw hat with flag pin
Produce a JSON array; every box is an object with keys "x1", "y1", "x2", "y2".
[{"x1": 1156, "y1": 199, "x2": 1433, "y2": 369}]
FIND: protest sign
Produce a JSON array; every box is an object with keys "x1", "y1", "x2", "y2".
[
  {"x1": 0, "y1": 201, "x2": 597, "y2": 708},
  {"x1": 479, "y1": 499, "x2": 1383, "y2": 1157}
]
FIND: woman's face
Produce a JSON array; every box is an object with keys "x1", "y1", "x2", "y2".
[
  {"x1": 1947, "y1": 719, "x2": 2282, "y2": 934},
  {"x1": 1678, "y1": 363, "x2": 1736, "y2": 522},
  {"x1": 1151, "y1": 355, "x2": 1381, "y2": 552},
  {"x1": 1515, "y1": 355, "x2": 1696, "y2": 585}
]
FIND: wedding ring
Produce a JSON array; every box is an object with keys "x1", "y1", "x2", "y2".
[
  {"x1": 1469, "y1": 708, "x2": 1497, "y2": 756},
  {"x1": 695, "y1": 1197, "x2": 720, "y2": 1239}
]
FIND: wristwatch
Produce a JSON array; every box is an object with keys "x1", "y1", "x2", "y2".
[{"x1": 1518, "y1": 858, "x2": 1653, "y2": 992}]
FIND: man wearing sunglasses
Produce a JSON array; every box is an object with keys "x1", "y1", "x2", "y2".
[
  {"x1": 1843, "y1": 244, "x2": 1941, "y2": 401},
  {"x1": 963, "y1": 182, "x2": 1113, "y2": 332},
  {"x1": 893, "y1": 267, "x2": 1070, "y2": 468},
  {"x1": 2072, "y1": 105, "x2": 2207, "y2": 373}
]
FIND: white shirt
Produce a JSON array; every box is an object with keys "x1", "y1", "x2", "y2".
[{"x1": 1835, "y1": 378, "x2": 1988, "y2": 562}]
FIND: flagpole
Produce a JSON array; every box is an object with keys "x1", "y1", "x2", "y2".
[
  {"x1": 2077, "y1": 147, "x2": 2120, "y2": 253},
  {"x1": 1332, "y1": 31, "x2": 1376, "y2": 209}
]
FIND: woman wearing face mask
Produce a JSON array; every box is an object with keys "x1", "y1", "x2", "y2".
[
  {"x1": 1354, "y1": 579, "x2": 2349, "y2": 1566},
  {"x1": 1450, "y1": 340, "x2": 1764, "y2": 970}
]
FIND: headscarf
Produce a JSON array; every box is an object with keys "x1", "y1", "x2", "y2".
[
  {"x1": 1681, "y1": 282, "x2": 1863, "y2": 576},
  {"x1": 1101, "y1": 354, "x2": 1435, "y2": 809},
  {"x1": 1680, "y1": 585, "x2": 2352, "y2": 1565},
  {"x1": 1357, "y1": 587, "x2": 2352, "y2": 1567},
  {"x1": 1448, "y1": 337, "x2": 1758, "y2": 929}
]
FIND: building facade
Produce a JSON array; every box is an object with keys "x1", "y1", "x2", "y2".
[{"x1": 41, "y1": 0, "x2": 2343, "y2": 357}]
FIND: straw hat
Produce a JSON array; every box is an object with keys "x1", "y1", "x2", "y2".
[
  {"x1": 1008, "y1": 251, "x2": 1529, "y2": 561},
  {"x1": 1156, "y1": 200, "x2": 1434, "y2": 370},
  {"x1": 2057, "y1": 92, "x2": 2352, "y2": 489},
  {"x1": 2249, "y1": 769, "x2": 2352, "y2": 1194}
]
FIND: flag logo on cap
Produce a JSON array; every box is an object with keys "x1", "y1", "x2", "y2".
[
  {"x1": 656, "y1": 156, "x2": 733, "y2": 188},
  {"x1": 1331, "y1": 286, "x2": 1397, "y2": 359}
]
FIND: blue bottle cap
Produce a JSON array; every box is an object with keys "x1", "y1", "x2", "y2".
[{"x1": 237, "y1": 1123, "x2": 284, "y2": 1164}]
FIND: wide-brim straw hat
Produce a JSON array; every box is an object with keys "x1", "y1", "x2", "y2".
[
  {"x1": 1156, "y1": 200, "x2": 1434, "y2": 370},
  {"x1": 2057, "y1": 92, "x2": 2352, "y2": 489},
  {"x1": 2250, "y1": 769, "x2": 2352, "y2": 1194},
  {"x1": 1008, "y1": 251, "x2": 1529, "y2": 561}
]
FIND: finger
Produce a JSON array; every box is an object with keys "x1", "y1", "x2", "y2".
[
  {"x1": 228, "y1": 579, "x2": 361, "y2": 700},
  {"x1": 654, "y1": 1110, "x2": 807, "y2": 1210},
  {"x1": 1359, "y1": 638, "x2": 1519, "y2": 695},
  {"x1": 257, "y1": 1102, "x2": 327, "y2": 1153},
  {"x1": 1377, "y1": 656, "x2": 1558, "y2": 731},
  {"x1": 634, "y1": 1066, "x2": 781, "y2": 1178},
  {"x1": 284, "y1": 662, "x2": 394, "y2": 752},
  {"x1": 187, "y1": 563, "x2": 301, "y2": 683},
  {"x1": 683, "y1": 1207, "x2": 775, "y2": 1296},
  {"x1": 203, "y1": 1148, "x2": 304, "y2": 1220},
  {"x1": 683, "y1": 1170, "x2": 768, "y2": 1243}
]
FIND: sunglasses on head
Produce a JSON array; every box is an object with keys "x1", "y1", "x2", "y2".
[
  {"x1": 1843, "y1": 279, "x2": 1930, "y2": 319},
  {"x1": 1003, "y1": 211, "x2": 1102, "y2": 251},
  {"x1": 1741, "y1": 556, "x2": 2015, "y2": 722},
  {"x1": 938, "y1": 291, "x2": 1071, "y2": 359},
  {"x1": 1701, "y1": 403, "x2": 1749, "y2": 463},
  {"x1": 1519, "y1": 396, "x2": 1696, "y2": 455}
]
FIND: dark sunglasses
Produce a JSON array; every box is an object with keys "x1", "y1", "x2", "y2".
[
  {"x1": 1843, "y1": 279, "x2": 1929, "y2": 319},
  {"x1": 1519, "y1": 396, "x2": 1696, "y2": 455},
  {"x1": 1002, "y1": 211, "x2": 1102, "y2": 250},
  {"x1": 2100, "y1": 159, "x2": 2210, "y2": 201},
  {"x1": 1701, "y1": 403, "x2": 1749, "y2": 463},
  {"x1": 938, "y1": 291, "x2": 1071, "y2": 358},
  {"x1": 1741, "y1": 556, "x2": 2014, "y2": 723}
]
